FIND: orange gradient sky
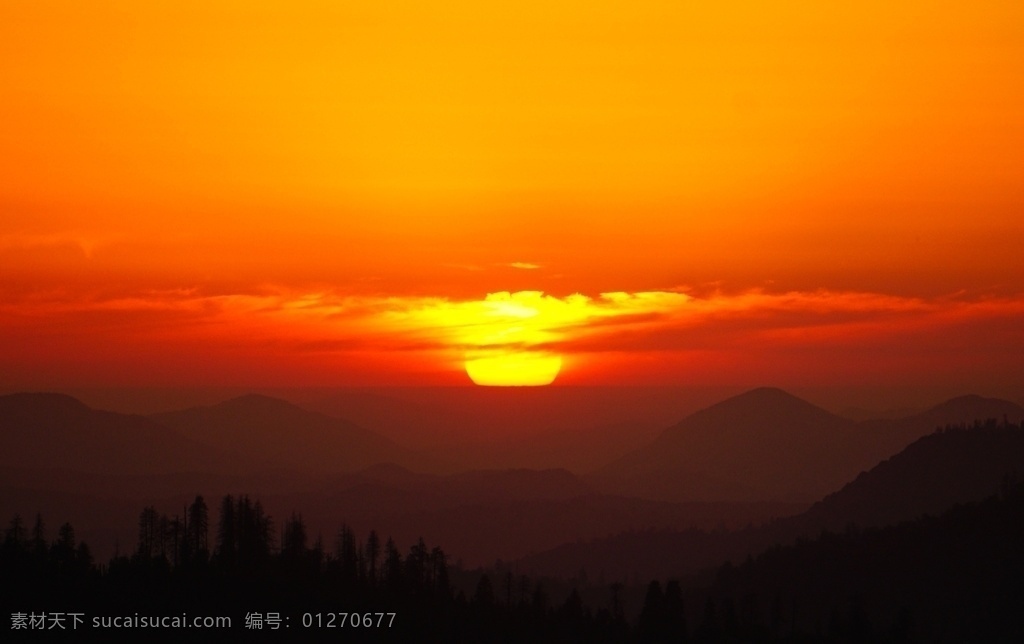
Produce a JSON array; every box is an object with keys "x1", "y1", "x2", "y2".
[{"x1": 2, "y1": 1, "x2": 1023, "y2": 390}]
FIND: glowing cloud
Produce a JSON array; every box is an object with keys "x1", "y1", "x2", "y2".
[{"x1": 2, "y1": 286, "x2": 1023, "y2": 388}]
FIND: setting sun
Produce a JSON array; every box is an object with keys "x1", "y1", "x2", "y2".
[
  {"x1": 464, "y1": 351, "x2": 562, "y2": 386},
  {"x1": 1, "y1": 0, "x2": 1022, "y2": 394}
]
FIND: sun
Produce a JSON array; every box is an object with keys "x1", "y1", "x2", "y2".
[{"x1": 464, "y1": 351, "x2": 562, "y2": 386}]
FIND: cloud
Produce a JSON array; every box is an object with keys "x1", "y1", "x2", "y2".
[
  {"x1": 507, "y1": 262, "x2": 541, "y2": 270},
  {"x1": 3, "y1": 285, "x2": 1023, "y2": 385}
]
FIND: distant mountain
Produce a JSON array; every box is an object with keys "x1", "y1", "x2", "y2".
[
  {"x1": 298, "y1": 386, "x2": 726, "y2": 472},
  {"x1": 592, "y1": 388, "x2": 877, "y2": 502},
  {"x1": 793, "y1": 419, "x2": 1024, "y2": 531},
  {"x1": 151, "y1": 394, "x2": 421, "y2": 474},
  {"x1": 862, "y1": 393, "x2": 1024, "y2": 437},
  {"x1": 524, "y1": 418, "x2": 1024, "y2": 580},
  {"x1": 0, "y1": 392, "x2": 226, "y2": 475},
  {"x1": 592, "y1": 387, "x2": 1024, "y2": 503}
]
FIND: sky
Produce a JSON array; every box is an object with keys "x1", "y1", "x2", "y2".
[{"x1": 2, "y1": 1, "x2": 1023, "y2": 391}]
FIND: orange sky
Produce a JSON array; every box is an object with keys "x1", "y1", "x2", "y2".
[{"x1": 2, "y1": 1, "x2": 1023, "y2": 390}]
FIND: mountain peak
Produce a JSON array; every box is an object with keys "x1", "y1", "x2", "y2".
[
  {"x1": 695, "y1": 387, "x2": 840, "y2": 425},
  {"x1": 727, "y1": 386, "x2": 807, "y2": 405},
  {"x1": 742, "y1": 386, "x2": 793, "y2": 397},
  {"x1": 595, "y1": 386, "x2": 856, "y2": 502},
  {"x1": 151, "y1": 392, "x2": 406, "y2": 474}
]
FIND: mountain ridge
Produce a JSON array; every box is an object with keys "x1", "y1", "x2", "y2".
[
  {"x1": 524, "y1": 417, "x2": 1024, "y2": 580},
  {"x1": 151, "y1": 393, "x2": 436, "y2": 474},
  {"x1": 591, "y1": 386, "x2": 1024, "y2": 503},
  {"x1": 0, "y1": 392, "x2": 229, "y2": 475}
]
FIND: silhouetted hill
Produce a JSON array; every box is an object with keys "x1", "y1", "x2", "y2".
[
  {"x1": 0, "y1": 392, "x2": 226, "y2": 475},
  {"x1": 298, "y1": 386, "x2": 724, "y2": 472},
  {"x1": 592, "y1": 387, "x2": 1023, "y2": 503},
  {"x1": 525, "y1": 419, "x2": 1024, "y2": 580},
  {"x1": 862, "y1": 393, "x2": 1024, "y2": 438},
  {"x1": 700, "y1": 482, "x2": 1024, "y2": 642},
  {"x1": 793, "y1": 419, "x2": 1024, "y2": 531},
  {"x1": 921, "y1": 393, "x2": 1023, "y2": 423},
  {"x1": 152, "y1": 394, "x2": 422, "y2": 474},
  {"x1": 593, "y1": 388, "x2": 881, "y2": 502}
]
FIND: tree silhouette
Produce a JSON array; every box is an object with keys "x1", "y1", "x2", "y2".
[
  {"x1": 188, "y1": 495, "x2": 209, "y2": 563},
  {"x1": 430, "y1": 545, "x2": 450, "y2": 595},
  {"x1": 53, "y1": 522, "x2": 76, "y2": 565},
  {"x1": 637, "y1": 580, "x2": 664, "y2": 642},
  {"x1": 31, "y1": 513, "x2": 46, "y2": 556},
  {"x1": 662, "y1": 580, "x2": 687, "y2": 641},
  {"x1": 282, "y1": 512, "x2": 308, "y2": 559},
  {"x1": 336, "y1": 522, "x2": 358, "y2": 581},
  {"x1": 233, "y1": 495, "x2": 272, "y2": 569},
  {"x1": 136, "y1": 506, "x2": 161, "y2": 561},
  {"x1": 365, "y1": 528, "x2": 381, "y2": 585},
  {"x1": 215, "y1": 494, "x2": 237, "y2": 570},
  {"x1": 406, "y1": 537, "x2": 429, "y2": 592},
  {"x1": 473, "y1": 573, "x2": 496, "y2": 606},
  {"x1": 4, "y1": 513, "x2": 26, "y2": 547},
  {"x1": 384, "y1": 536, "x2": 403, "y2": 592}
]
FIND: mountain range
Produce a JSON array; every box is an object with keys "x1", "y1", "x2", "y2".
[
  {"x1": 0, "y1": 392, "x2": 229, "y2": 475},
  {"x1": 3, "y1": 386, "x2": 1022, "y2": 571},
  {"x1": 151, "y1": 393, "x2": 428, "y2": 474},
  {"x1": 521, "y1": 415, "x2": 1024, "y2": 579},
  {"x1": 591, "y1": 387, "x2": 1024, "y2": 502}
]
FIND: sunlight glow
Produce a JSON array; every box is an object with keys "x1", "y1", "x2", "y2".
[{"x1": 4, "y1": 286, "x2": 1023, "y2": 387}]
